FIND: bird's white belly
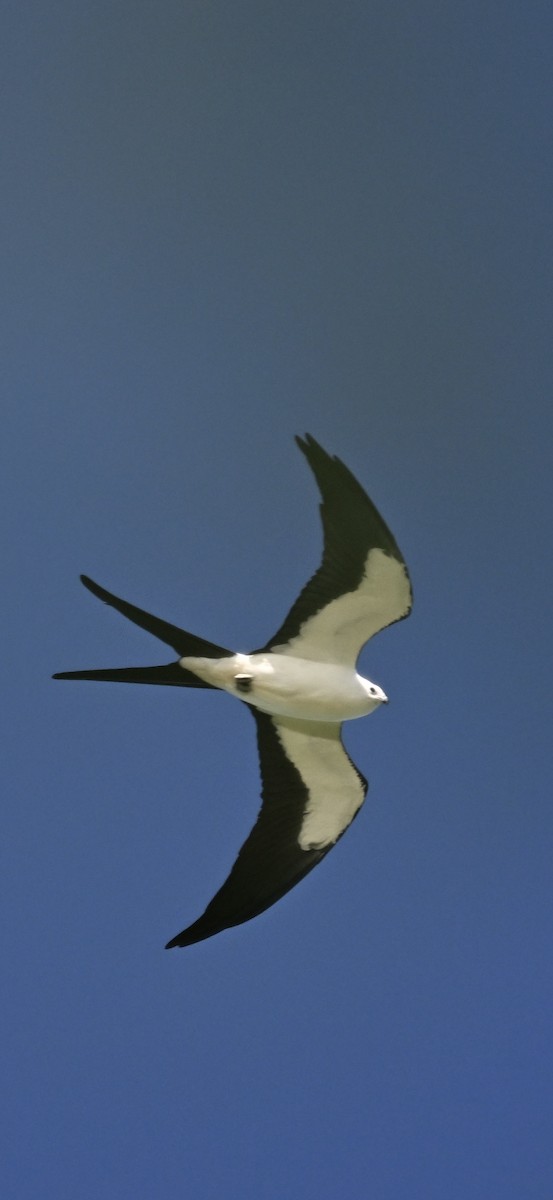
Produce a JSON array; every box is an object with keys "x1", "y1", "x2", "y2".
[{"x1": 180, "y1": 652, "x2": 378, "y2": 722}]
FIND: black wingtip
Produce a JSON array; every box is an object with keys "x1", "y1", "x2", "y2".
[
  {"x1": 295, "y1": 433, "x2": 340, "y2": 471},
  {"x1": 164, "y1": 915, "x2": 224, "y2": 949},
  {"x1": 80, "y1": 574, "x2": 108, "y2": 600},
  {"x1": 164, "y1": 928, "x2": 201, "y2": 950},
  {"x1": 295, "y1": 432, "x2": 319, "y2": 453}
]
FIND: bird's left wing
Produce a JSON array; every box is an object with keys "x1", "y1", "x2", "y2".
[
  {"x1": 257, "y1": 435, "x2": 412, "y2": 666},
  {"x1": 166, "y1": 710, "x2": 367, "y2": 948}
]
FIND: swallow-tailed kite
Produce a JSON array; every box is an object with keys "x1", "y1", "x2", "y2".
[{"x1": 54, "y1": 435, "x2": 412, "y2": 947}]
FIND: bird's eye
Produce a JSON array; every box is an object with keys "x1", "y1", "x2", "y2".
[{"x1": 369, "y1": 686, "x2": 378, "y2": 695}]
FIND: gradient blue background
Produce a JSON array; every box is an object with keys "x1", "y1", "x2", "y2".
[{"x1": 3, "y1": 3, "x2": 552, "y2": 1197}]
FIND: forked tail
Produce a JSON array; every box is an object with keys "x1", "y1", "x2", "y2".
[{"x1": 53, "y1": 575, "x2": 233, "y2": 687}]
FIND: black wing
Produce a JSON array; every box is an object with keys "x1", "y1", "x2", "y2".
[
  {"x1": 257, "y1": 435, "x2": 412, "y2": 666},
  {"x1": 166, "y1": 709, "x2": 367, "y2": 948}
]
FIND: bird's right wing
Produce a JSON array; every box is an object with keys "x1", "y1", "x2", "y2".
[{"x1": 166, "y1": 710, "x2": 367, "y2": 948}]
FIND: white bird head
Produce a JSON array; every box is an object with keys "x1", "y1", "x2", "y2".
[{"x1": 360, "y1": 678, "x2": 388, "y2": 711}]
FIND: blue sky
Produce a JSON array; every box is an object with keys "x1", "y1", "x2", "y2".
[{"x1": 2, "y1": 3, "x2": 552, "y2": 1197}]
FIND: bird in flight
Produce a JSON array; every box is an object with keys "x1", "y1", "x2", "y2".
[{"x1": 54, "y1": 435, "x2": 412, "y2": 948}]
